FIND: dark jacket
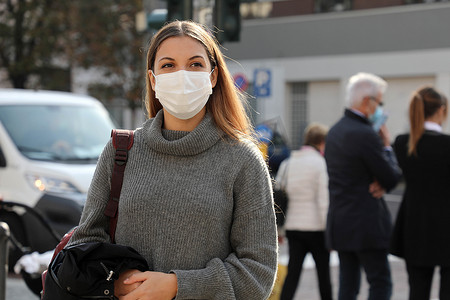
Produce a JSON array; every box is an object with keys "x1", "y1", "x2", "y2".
[
  {"x1": 391, "y1": 131, "x2": 450, "y2": 266},
  {"x1": 324, "y1": 109, "x2": 400, "y2": 251}
]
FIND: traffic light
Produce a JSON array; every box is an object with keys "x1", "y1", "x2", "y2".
[
  {"x1": 147, "y1": 9, "x2": 167, "y2": 32},
  {"x1": 214, "y1": 0, "x2": 241, "y2": 43},
  {"x1": 167, "y1": 0, "x2": 193, "y2": 21}
]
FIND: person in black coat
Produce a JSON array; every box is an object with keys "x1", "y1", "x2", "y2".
[
  {"x1": 391, "y1": 86, "x2": 450, "y2": 300},
  {"x1": 325, "y1": 72, "x2": 401, "y2": 300}
]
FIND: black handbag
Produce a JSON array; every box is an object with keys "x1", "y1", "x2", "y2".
[
  {"x1": 273, "y1": 159, "x2": 290, "y2": 227},
  {"x1": 42, "y1": 242, "x2": 149, "y2": 299}
]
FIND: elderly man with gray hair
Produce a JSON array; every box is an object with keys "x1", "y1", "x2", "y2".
[{"x1": 324, "y1": 72, "x2": 401, "y2": 300}]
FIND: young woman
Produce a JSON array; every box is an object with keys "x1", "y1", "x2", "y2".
[
  {"x1": 277, "y1": 123, "x2": 332, "y2": 300},
  {"x1": 68, "y1": 20, "x2": 278, "y2": 299},
  {"x1": 391, "y1": 86, "x2": 450, "y2": 300}
]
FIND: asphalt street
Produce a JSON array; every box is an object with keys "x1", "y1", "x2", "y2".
[
  {"x1": 5, "y1": 254, "x2": 441, "y2": 300},
  {"x1": 273, "y1": 245, "x2": 441, "y2": 300},
  {"x1": 5, "y1": 273, "x2": 39, "y2": 299}
]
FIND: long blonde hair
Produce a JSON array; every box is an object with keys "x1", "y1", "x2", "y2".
[
  {"x1": 408, "y1": 86, "x2": 447, "y2": 156},
  {"x1": 145, "y1": 20, "x2": 252, "y2": 140}
]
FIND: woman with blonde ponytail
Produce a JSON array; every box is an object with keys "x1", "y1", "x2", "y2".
[{"x1": 391, "y1": 86, "x2": 450, "y2": 300}]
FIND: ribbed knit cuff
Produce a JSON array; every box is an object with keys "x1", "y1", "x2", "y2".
[{"x1": 171, "y1": 258, "x2": 234, "y2": 300}]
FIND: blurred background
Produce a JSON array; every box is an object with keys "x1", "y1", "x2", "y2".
[
  {"x1": 2, "y1": 0, "x2": 450, "y2": 150},
  {"x1": 1, "y1": 1, "x2": 449, "y2": 298}
]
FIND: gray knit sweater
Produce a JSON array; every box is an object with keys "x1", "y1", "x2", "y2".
[{"x1": 68, "y1": 110, "x2": 278, "y2": 299}]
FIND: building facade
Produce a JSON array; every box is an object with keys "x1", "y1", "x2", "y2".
[{"x1": 223, "y1": 1, "x2": 450, "y2": 149}]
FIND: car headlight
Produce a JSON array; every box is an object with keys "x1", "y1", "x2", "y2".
[{"x1": 25, "y1": 175, "x2": 81, "y2": 194}]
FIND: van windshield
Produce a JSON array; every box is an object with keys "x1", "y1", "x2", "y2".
[{"x1": 0, "y1": 105, "x2": 115, "y2": 162}]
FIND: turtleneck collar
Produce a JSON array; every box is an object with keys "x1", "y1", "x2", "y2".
[{"x1": 142, "y1": 110, "x2": 225, "y2": 156}]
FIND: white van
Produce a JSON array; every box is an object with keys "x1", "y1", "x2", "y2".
[{"x1": 0, "y1": 89, "x2": 116, "y2": 265}]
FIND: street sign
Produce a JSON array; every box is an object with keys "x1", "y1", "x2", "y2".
[
  {"x1": 233, "y1": 73, "x2": 248, "y2": 91},
  {"x1": 253, "y1": 68, "x2": 271, "y2": 97}
]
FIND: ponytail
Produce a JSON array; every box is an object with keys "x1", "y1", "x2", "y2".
[
  {"x1": 408, "y1": 93, "x2": 425, "y2": 156},
  {"x1": 408, "y1": 86, "x2": 447, "y2": 156}
]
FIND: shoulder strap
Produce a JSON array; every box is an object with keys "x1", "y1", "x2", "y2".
[
  {"x1": 281, "y1": 158, "x2": 290, "y2": 190},
  {"x1": 41, "y1": 130, "x2": 134, "y2": 295},
  {"x1": 104, "y1": 129, "x2": 134, "y2": 243}
]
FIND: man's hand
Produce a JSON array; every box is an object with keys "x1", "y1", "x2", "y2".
[
  {"x1": 369, "y1": 180, "x2": 385, "y2": 199},
  {"x1": 378, "y1": 124, "x2": 391, "y2": 147}
]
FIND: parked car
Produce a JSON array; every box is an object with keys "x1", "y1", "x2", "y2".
[{"x1": 0, "y1": 89, "x2": 116, "y2": 268}]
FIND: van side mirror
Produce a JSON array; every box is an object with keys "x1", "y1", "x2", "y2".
[{"x1": 0, "y1": 147, "x2": 6, "y2": 167}]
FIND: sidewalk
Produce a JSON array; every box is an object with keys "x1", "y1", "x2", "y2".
[
  {"x1": 6, "y1": 247, "x2": 441, "y2": 300},
  {"x1": 272, "y1": 242, "x2": 441, "y2": 300},
  {"x1": 6, "y1": 273, "x2": 39, "y2": 299}
]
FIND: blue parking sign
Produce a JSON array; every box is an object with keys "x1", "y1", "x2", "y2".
[{"x1": 253, "y1": 69, "x2": 271, "y2": 97}]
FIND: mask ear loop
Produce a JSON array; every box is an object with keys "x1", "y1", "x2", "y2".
[{"x1": 209, "y1": 68, "x2": 217, "y2": 91}]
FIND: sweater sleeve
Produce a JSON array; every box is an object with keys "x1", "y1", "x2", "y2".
[
  {"x1": 67, "y1": 140, "x2": 115, "y2": 245},
  {"x1": 172, "y1": 146, "x2": 278, "y2": 300}
]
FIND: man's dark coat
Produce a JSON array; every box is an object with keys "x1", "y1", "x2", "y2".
[{"x1": 325, "y1": 109, "x2": 400, "y2": 251}]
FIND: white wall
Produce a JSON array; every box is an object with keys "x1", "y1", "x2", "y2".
[
  {"x1": 308, "y1": 80, "x2": 342, "y2": 128},
  {"x1": 383, "y1": 76, "x2": 436, "y2": 138},
  {"x1": 227, "y1": 62, "x2": 286, "y2": 125},
  {"x1": 227, "y1": 48, "x2": 450, "y2": 145}
]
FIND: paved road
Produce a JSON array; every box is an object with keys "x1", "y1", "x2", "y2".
[
  {"x1": 6, "y1": 252, "x2": 441, "y2": 300},
  {"x1": 6, "y1": 273, "x2": 39, "y2": 299},
  {"x1": 274, "y1": 245, "x2": 441, "y2": 300}
]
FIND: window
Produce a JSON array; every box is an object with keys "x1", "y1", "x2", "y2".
[
  {"x1": 315, "y1": 0, "x2": 352, "y2": 12},
  {"x1": 290, "y1": 82, "x2": 308, "y2": 150},
  {"x1": 0, "y1": 105, "x2": 114, "y2": 161}
]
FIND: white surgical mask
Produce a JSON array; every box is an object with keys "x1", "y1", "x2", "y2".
[{"x1": 152, "y1": 69, "x2": 214, "y2": 120}]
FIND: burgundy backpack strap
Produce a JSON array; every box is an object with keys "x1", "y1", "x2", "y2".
[
  {"x1": 104, "y1": 129, "x2": 134, "y2": 243},
  {"x1": 41, "y1": 130, "x2": 133, "y2": 296}
]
